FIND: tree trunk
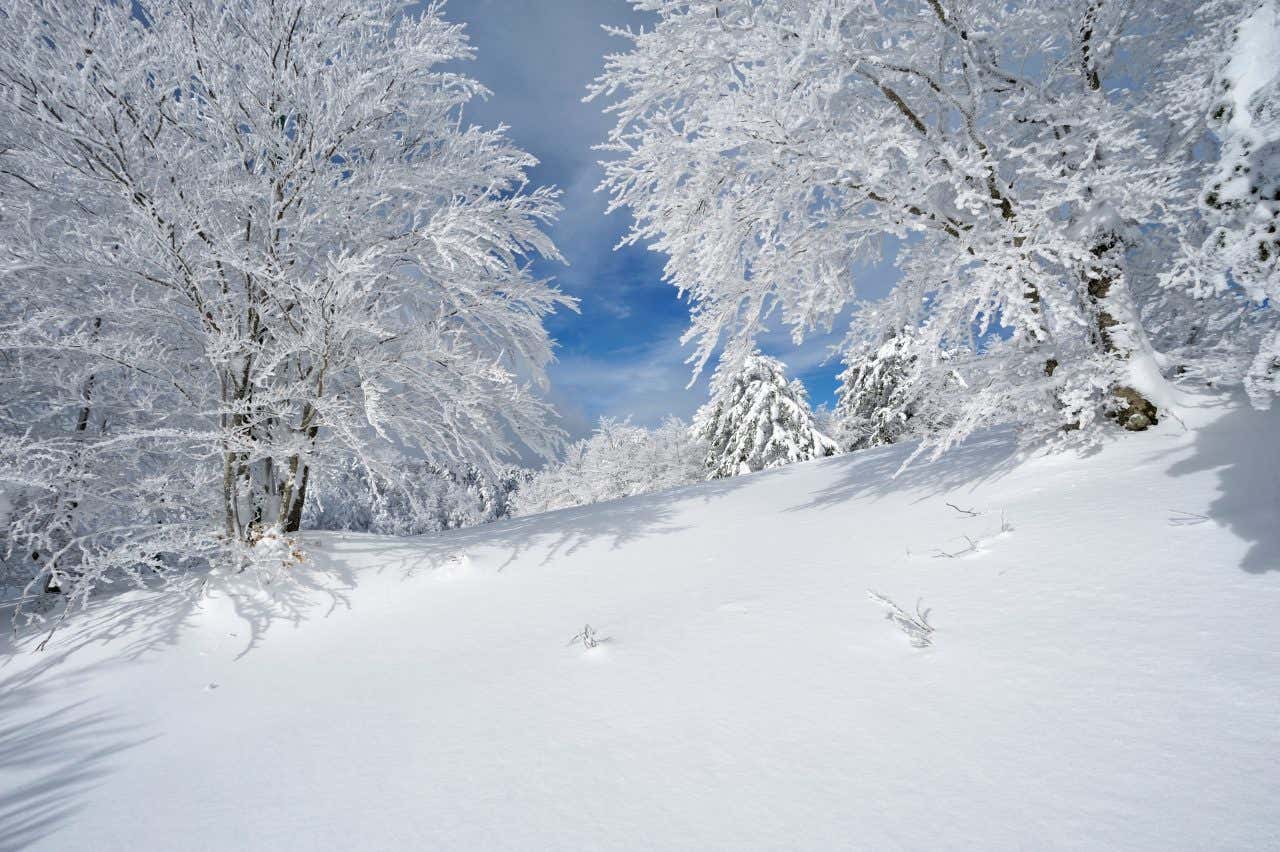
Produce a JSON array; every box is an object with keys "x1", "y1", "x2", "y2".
[
  {"x1": 279, "y1": 408, "x2": 321, "y2": 534},
  {"x1": 1084, "y1": 234, "x2": 1158, "y2": 431},
  {"x1": 284, "y1": 462, "x2": 310, "y2": 533},
  {"x1": 45, "y1": 317, "x2": 103, "y2": 593}
]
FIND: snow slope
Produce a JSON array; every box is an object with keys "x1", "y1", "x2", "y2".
[{"x1": 2, "y1": 395, "x2": 1279, "y2": 851}]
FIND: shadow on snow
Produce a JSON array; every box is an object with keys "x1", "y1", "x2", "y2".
[
  {"x1": 1165, "y1": 401, "x2": 1280, "y2": 574},
  {"x1": 784, "y1": 426, "x2": 1026, "y2": 514},
  {"x1": 3, "y1": 396, "x2": 1274, "y2": 845},
  {"x1": 0, "y1": 663, "x2": 151, "y2": 851}
]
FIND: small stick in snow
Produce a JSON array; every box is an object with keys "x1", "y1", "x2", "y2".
[
  {"x1": 867, "y1": 590, "x2": 935, "y2": 647},
  {"x1": 568, "y1": 624, "x2": 607, "y2": 649},
  {"x1": 932, "y1": 535, "x2": 979, "y2": 558},
  {"x1": 945, "y1": 501, "x2": 981, "y2": 517},
  {"x1": 1168, "y1": 509, "x2": 1211, "y2": 527}
]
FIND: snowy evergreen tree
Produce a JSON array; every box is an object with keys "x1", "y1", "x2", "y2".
[
  {"x1": 834, "y1": 316, "x2": 976, "y2": 453},
  {"x1": 835, "y1": 329, "x2": 920, "y2": 452},
  {"x1": 693, "y1": 354, "x2": 836, "y2": 479},
  {"x1": 1205, "y1": 1, "x2": 1280, "y2": 288}
]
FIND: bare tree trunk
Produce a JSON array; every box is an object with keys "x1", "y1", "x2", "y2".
[
  {"x1": 221, "y1": 365, "x2": 253, "y2": 543},
  {"x1": 222, "y1": 449, "x2": 239, "y2": 539},
  {"x1": 276, "y1": 454, "x2": 299, "y2": 532},
  {"x1": 276, "y1": 394, "x2": 322, "y2": 533},
  {"x1": 284, "y1": 462, "x2": 310, "y2": 534},
  {"x1": 43, "y1": 318, "x2": 102, "y2": 593}
]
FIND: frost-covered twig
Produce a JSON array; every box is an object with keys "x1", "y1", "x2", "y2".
[
  {"x1": 867, "y1": 591, "x2": 935, "y2": 647},
  {"x1": 568, "y1": 624, "x2": 606, "y2": 649}
]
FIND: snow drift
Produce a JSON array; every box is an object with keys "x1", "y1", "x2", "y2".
[{"x1": 2, "y1": 395, "x2": 1278, "y2": 851}]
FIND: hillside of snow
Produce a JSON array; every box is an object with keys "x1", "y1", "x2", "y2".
[{"x1": 2, "y1": 395, "x2": 1278, "y2": 851}]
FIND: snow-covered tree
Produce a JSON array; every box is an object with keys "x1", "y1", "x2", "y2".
[
  {"x1": 305, "y1": 460, "x2": 529, "y2": 536},
  {"x1": 693, "y1": 354, "x2": 835, "y2": 478},
  {"x1": 0, "y1": 1, "x2": 571, "y2": 621},
  {"x1": 592, "y1": 0, "x2": 1249, "y2": 449},
  {"x1": 514, "y1": 418, "x2": 706, "y2": 514},
  {"x1": 836, "y1": 328, "x2": 924, "y2": 452},
  {"x1": 1182, "y1": 0, "x2": 1280, "y2": 405}
]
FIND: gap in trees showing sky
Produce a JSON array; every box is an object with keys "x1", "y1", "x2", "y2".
[{"x1": 441, "y1": 0, "x2": 900, "y2": 438}]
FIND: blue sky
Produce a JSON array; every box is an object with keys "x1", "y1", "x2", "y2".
[{"x1": 443, "y1": 0, "x2": 888, "y2": 438}]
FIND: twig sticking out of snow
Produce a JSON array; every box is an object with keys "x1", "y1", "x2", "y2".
[
  {"x1": 932, "y1": 535, "x2": 979, "y2": 559},
  {"x1": 1168, "y1": 509, "x2": 1211, "y2": 527},
  {"x1": 867, "y1": 591, "x2": 935, "y2": 648},
  {"x1": 945, "y1": 501, "x2": 981, "y2": 517},
  {"x1": 568, "y1": 624, "x2": 606, "y2": 649},
  {"x1": 927, "y1": 510, "x2": 1013, "y2": 558}
]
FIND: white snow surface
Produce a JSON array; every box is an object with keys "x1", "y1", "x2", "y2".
[
  {"x1": 1225, "y1": 0, "x2": 1280, "y2": 138},
  {"x1": 3, "y1": 396, "x2": 1279, "y2": 851}
]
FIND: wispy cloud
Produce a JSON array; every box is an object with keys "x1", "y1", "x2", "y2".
[{"x1": 442, "y1": 1, "x2": 896, "y2": 440}]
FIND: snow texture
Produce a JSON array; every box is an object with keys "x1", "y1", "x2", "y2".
[{"x1": 2, "y1": 396, "x2": 1278, "y2": 851}]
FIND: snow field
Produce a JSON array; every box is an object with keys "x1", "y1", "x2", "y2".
[{"x1": 2, "y1": 396, "x2": 1278, "y2": 851}]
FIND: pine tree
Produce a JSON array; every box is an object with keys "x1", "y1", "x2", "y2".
[
  {"x1": 835, "y1": 331, "x2": 919, "y2": 452},
  {"x1": 693, "y1": 355, "x2": 836, "y2": 479}
]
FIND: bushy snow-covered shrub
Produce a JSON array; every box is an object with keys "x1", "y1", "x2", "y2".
[{"x1": 514, "y1": 418, "x2": 706, "y2": 515}]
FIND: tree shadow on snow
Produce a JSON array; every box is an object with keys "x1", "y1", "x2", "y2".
[
  {"x1": 2, "y1": 468, "x2": 732, "y2": 668},
  {"x1": 0, "y1": 530, "x2": 371, "y2": 840},
  {"x1": 318, "y1": 476, "x2": 750, "y2": 578},
  {"x1": 0, "y1": 465, "x2": 750, "y2": 843},
  {"x1": 2, "y1": 547, "x2": 364, "y2": 665},
  {"x1": 0, "y1": 663, "x2": 151, "y2": 851},
  {"x1": 1166, "y1": 401, "x2": 1280, "y2": 574},
  {"x1": 785, "y1": 426, "x2": 1027, "y2": 514}
]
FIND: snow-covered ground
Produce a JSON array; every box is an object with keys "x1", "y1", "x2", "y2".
[{"x1": 2, "y1": 395, "x2": 1278, "y2": 851}]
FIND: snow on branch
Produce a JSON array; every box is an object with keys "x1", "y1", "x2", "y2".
[
  {"x1": 867, "y1": 591, "x2": 935, "y2": 648},
  {"x1": 568, "y1": 624, "x2": 608, "y2": 650}
]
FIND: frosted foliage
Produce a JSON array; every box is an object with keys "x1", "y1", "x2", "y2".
[
  {"x1": 1206, "y1": 1, "x2": 1280, "y2": 406},
  {"x1": 514, "y1": 418, "x2": 707, "y2": 515},
  {"x1": 305, "y1": 461, "x2": 529, "y2": 537},
  {"x1": 0, "y1": 1, "x2": 570, "y2": 622},
  {"x1": 1207, "y1": 1, "x2": 1280, "y2": 287},
  {"x1": 594, "y1": 0, "x2": 1278, "y2": 446},
  {"x1": 694, "y1": 354, "x2": 836, "y2": 478},
  {"x1": 836, "y1": 331, "x2": 920, "y2": 451}
]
